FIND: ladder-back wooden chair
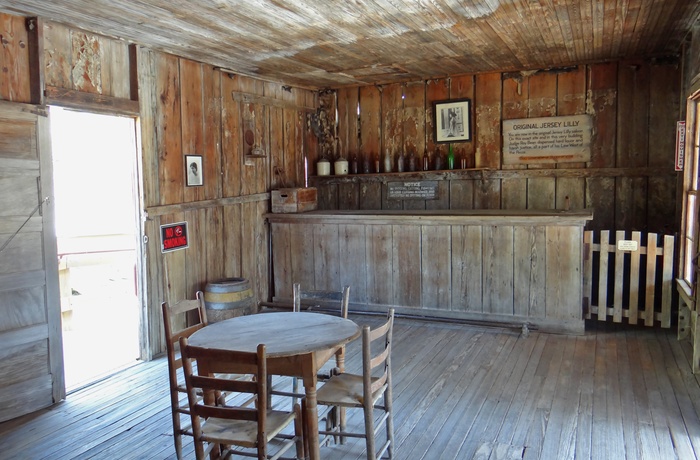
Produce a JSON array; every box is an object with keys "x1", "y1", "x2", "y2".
[
  {"x1": 180, "y1": 338, "x2": 304, "y2": 460},
  {"x1": 281, "y1": 283, "x2": 352, "y2": 408},
  {"x1": 311, "y1": 308, "x2": 395, "y2": 459},
  {"x1": 161, "y1": 292, "x2": 209, "y2": 459},
  {"x1": 162, "y1": 292, "x2": 252, "y2": 459}
]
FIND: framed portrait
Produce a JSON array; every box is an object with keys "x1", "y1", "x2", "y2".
[
  {"x1": 185, "y1": 155, "x2": 203, "y2": 187},
  {"x1": 433, "y1": 98, "x2": 472, "y2": 143}
]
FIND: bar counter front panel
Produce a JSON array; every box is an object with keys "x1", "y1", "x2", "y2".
[{"x1": 266, "y1": 210, "x2": 593, "y2": 335}]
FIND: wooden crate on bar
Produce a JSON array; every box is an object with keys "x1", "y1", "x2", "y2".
[{"x1": 583, "y1": 230, "x2": 675, "y2": 327}]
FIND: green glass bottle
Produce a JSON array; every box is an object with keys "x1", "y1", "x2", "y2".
[{"x1": 447, "y1": 144, "x2": 455, "y2": 169}]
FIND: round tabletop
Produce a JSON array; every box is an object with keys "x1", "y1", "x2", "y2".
[{"x1": 188, "y1": 312, "x2": 361, "y2": 357}]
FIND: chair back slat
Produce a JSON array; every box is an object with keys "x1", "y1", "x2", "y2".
[
  {"x1": 181, "y1": 338, "x2": 267, "y2": 421},
  {"x1": 293, "y1": 282, "x2": 350, "y2": 318}
]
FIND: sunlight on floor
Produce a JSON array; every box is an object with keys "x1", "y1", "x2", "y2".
[{"x1": 61, "y1": 255, "x2": 140, "y2": 391}]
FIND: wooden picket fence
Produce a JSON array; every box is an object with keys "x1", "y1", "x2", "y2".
[{"x1": 583, "y1": 230, "x2": 675, "y2": 328}]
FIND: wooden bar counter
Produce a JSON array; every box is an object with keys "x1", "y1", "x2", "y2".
[{"x1": 266, "y1": 209, "x2": 593, "y2": 334}]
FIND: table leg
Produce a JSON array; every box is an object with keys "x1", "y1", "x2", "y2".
[{"x1": 304, "y1": 383, "x2": 320, "y2": 460}]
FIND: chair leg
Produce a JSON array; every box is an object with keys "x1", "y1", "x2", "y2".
[
  {"x1": 364, "y1": 402, "x2": 376, "y2": 460},
  {"x1": 174, "y1": 433, "x2": 183, "y2": 460},
  {"x1": 171, "y1": 411, "x2": 183, "y2": 459},
  {"x1": 292, "y1": 376, "x2": 299, "y2": 409},
  {"x1": 293, "y1": 403, "x2": 305, "y2": 460},
  {"x1": 385, "y1": 390, "x2": 394, "y2": 459},
  {"x1": 301, "y1": 398, "x2": 309, "y2": 460}
]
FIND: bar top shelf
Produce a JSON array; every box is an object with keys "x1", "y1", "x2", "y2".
[{"x1": 264, "y1": 209, "x2": 594, "y2": 227}]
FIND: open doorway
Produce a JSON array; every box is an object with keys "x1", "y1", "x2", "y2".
[{"x1": 49, "y1": 106, "x2": 142, "y2": 392}]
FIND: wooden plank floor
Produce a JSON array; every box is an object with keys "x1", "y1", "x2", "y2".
[{"x1": 2, "y1": 314, "x2": 700, "y2": 459}]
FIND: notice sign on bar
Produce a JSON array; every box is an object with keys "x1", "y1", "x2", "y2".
[{"x1": 161, "y1": 221, "x2": 189, "y2": 253}]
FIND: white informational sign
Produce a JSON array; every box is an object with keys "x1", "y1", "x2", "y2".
[
  {"x1": 617, "y1": 240, "x2": 639, "y2": 252},
  {"x1": 676, "y1": 121, "x2": 686, "y2": 172},
  {"x1": 503, "y1": 115, "x2": 592, "y2": 165}
]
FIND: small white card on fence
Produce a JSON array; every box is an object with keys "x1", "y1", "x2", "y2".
[{"x1": 617, "y1": 240, "x2": 638, "y2": 252}]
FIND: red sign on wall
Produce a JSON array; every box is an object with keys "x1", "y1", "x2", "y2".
[{"x1": 160, "y1": 221, "x2": 189, "y2": 253}]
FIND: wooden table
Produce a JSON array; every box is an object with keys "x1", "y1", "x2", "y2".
[{"x1": 188, "y1": 311, "x2": 361, "y2": 460}]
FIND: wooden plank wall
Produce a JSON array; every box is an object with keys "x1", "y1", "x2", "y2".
[
  {"x1": 137, "y1": 51, "x2": 317, "y2": 356},
  {"x1": 269, "y1": 214, "x2": 588, "y2": 334},
  {"x1": 325, "y1": 62, "x2": 681, "y2": 234},
  {"x1": 1, "y1": 14, "x2": 319, "y2": 358}
]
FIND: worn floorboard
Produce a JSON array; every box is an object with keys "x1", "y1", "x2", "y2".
[{"x1": 1, "y1": 315, "x2": 699, "y2": 460}]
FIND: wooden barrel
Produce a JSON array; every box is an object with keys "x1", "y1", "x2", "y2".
[{"x1": 203, "y1": 278, "x2": 256, "y2": 322}]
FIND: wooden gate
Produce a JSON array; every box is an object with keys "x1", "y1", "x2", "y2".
[{"x1": 583, "y1": 230, "x2": 675, "y2": 327}]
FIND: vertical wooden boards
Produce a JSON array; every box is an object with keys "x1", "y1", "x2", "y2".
[
  {"x1": 451, "y1": 225, "x2": 483, "y2": 312},
  {"x1": 238, "y1": 76, "x2": 268, "y2": 196},
  {"x1": 450, "y1": 75, "x2": 475, "y2": 167},
  {"x1": 501, "y1": 75, "x2": 529, "y2": 210},
  {"x1": 0, "y1": 14, "x2": 31, "y2": 102},
  {"x1": 648, "y1": 62, "x2": 680, "y2": 234},
  {"x1": 221, "y1": 73, "x2": 243, "y2": 198},
  {"x1": 403, "y1": 81, "x2": 427, "y2": 211},
  {"x1": 392, "y1": 225, "x2": 421, "y2": 308},
  {"x1": 137, "y1": 47, "x2": 159, "y2": 208},
  {"x1": 403, "y1": 81, "x2": 426, "y2": 166},
  {"x1": 180, "y1": 59, "x2": 205, "y2": 204},
  {"x1": 184, "y1": 208, "x2": 207, "y2": 293},
  {"x1": 421, "y1": 225, "x2": 451, "y2": 310},
  {"x1": 267, "y1": 82, "x2": 286, "y2": 191},
  {"x1": 313, "y1": 224, "x2": 340, "y2": 291},
  {"x1": 366, "y1": 224, "x2": 393, "y2": 305},
  {"x1": 527, "y1": 72, "x2": 557, "y2": 209},
  {"x1": 474, "y1": 73, "x2": 502, "y2": 169},
  {"x1": 514, "y1": 226, "x2": 546, "y2": 318},
  {"x1": 338, "y1": 224, "x2": 367, "y2": 305},
  {"x1": 99, "y1": 36, "x2": 131, "y2": 100},
  {"x1": 382, "y1": 83, "x2": 403, "y2": 210},
  {"x1": 42, "y1": 21, "x2": 132, "y2": 100},
  {"x1": 587, "y1": 62, "x2": 618, "y2": 231},
  {"x1": 556, "y1": 66, "x2": 587, "y2": 209},
  {"x1": 289, "y1": 222, "x2": 315, "y2": 289},
  {"x1": 202, "y1": 65, "x2": 222, "y2": 200},
  {"x1": 337, "y1": 87, "x2": 360, "y2": 158},
  {"x1": 628, "y1": 231, "x2": 642, "y2": 325},
  {"x1": 155, "y1": 52, "x2": 182, "y2": 205},
  {"x1": 425, "y1": 79, "x2": 449, "y2": 160},
  {"x1": 0, "y1": 105, "x2": 63, "y2": 418},
  {"x1": 545, "y1": 226, "x2": 583, "y2": 321},
  {"x1": 270, "y1": 222, "x2": 292, "y2": 298},
  {"x1": 43, "y1": 21, "x2": 72, "y2": 90},
  {"x1": 482, "y1": 226, "x2": 514, "y2": 315},
  {"x1": 268, "y1": 214, "x2": 588, "y2": 332},
  {"x1": 359, "y1": 85, "x2": 381, "y2": 208},
  {"x1": 616, "y1": 60, "x2": 650, "y2": 230}
]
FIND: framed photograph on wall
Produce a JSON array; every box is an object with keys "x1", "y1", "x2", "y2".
[
  {"x1": 433, "y1": 98, "x2": 472, "y2": 143},
  {"x1": 185, "y1": 155, "x2": 203, "y2": 187}
]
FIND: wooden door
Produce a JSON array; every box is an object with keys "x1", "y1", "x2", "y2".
[{"x1": 0, "y1": 101, "x2": 64, "y2": 422}]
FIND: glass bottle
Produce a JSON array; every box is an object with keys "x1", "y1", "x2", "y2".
[
  {"x1": 408, "y1": 149, "x2": 417, "y2": 172},
  {"x1": 447, "y1": 144, "x2": 455, "y2": 170},
  {"x1": 397, "y1": 150, "x2": 405, "y2": 173},
  {"x1": 434, "y1": 148, "x2": 443, "y2": 171},
  {"x1": 383, "y1": 149, "x2": 392, "y2": 173}
]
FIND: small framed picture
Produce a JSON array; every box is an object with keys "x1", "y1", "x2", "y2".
[
  {"x1": 185, "y1": 155, "x2": 203, "y2": 187},
  {"x1": 433, "y1": 98, "x2": 472, "y2": 143}
]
